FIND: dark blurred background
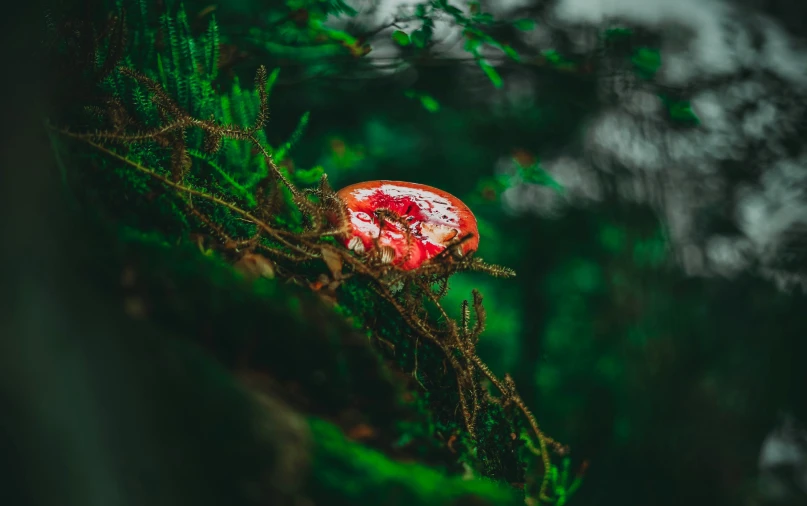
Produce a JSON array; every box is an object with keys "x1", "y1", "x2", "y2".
[{"x1": 3, "y1": 0, "x2": 807, "y2": 505}]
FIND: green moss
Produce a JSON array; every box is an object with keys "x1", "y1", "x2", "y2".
[{"x1": 308, "y1": 418, "x2": 521, "y2": 506}]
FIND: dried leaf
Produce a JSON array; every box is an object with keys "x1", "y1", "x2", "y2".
[
  {"x1": 310, "y1": 274, "x2": 339, "y2": 306},
  {"x1": 321, "y1": 246, "x2": 344, "y2": 280},
  {"x1": 346, "y1": 423, "x2": 375, "y2": 440},
  {"x1": 235, "y1": 253, "x2": 276, "y2": 280}
]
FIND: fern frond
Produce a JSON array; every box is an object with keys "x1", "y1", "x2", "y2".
[
  {"x1": 205, "y1": 15, "x2": 220, "y2": 82},
  {"x1": 215, "y1": 94, "x2": 236, "y2": 167},
  {"x1": 229, "y1": 77, "x2": 247, "y2": 126},
  {"x1": 266, "y1": 67, "x2": 280, "y2": 102},
  {"x1": 217, "y1": 94, "x2": 233, "y2": 125},
  {"x1": 132, "y1": 0, "x2": 153, "y2": 62},
  {"x1": 177, "y1": 5, "x2": 202, "y2": 115},
  {"x1": 137, "y1": 0, "x2": 148, "y2": 27},
  {"x1": 471, "y1": 289, "x2": 485, "y2": 341},
  {"x1": 119, "y1": 66, "x2": 184, "y2": 118},
  {"x1": 161, "y1": 12, "x2": 186, "y2": 109},
  {"x1": 95, "y1": 11, "x2": 127, "y2": 82},
  {"x1": 252, "y1": 64, "x2": 269, "y2": 132},
  {"x1": 274, "y1": 111, "x2": 310, "y2": 163},
  {"x1": 228, "y1": 77, "x2": 250, "y2": 165},
  {"x1": 188, "y1": 148, "x2": 257, "y2": 207},
  {"x1": 131, "y1": 84, "x2": 153, "y2": 121}
]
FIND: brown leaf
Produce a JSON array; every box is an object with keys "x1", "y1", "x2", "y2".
[
  {"x1": 346, "y1": 423, "x2": 375, "y2": 441},
  {"x1": 512, "y1": 148, "x2": 536, "y2": 167},
  {"x1": 320, "y1": 246, "x2": 344, "y2": 280},
  {"x1": 310, "y1": 275, "x2": 328, "y2": 291},
  {"x1": 120, "y1": 266, "x2": 136, "y2": 287},
  {"x1": 234, "y1": 253, "x2": 276, "y2": 280},
  {"x1": 123, "y1": 296, "x2": 147, "y2": 319},
  {"x1": 310, "y1": 274, "x2": 339, "y2": 306},
  {"x1": 197, "y1": 5, "x2": 217, "y2": 18},
  {"x1": 447, "y1": 433, "x2": 458, "y2": 453}
]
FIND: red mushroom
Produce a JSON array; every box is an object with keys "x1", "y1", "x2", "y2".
[{"x1": 335, "y1": 180, "x2": 479, "y2": 270}]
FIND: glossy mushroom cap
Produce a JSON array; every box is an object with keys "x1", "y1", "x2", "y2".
[{"x1": 336, "y1": 180, "x2": 479, "y2": 270}]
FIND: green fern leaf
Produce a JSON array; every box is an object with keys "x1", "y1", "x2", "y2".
[
  {"x1": 228, "y1": 78, "x2": 249, "y2": 166},
  {"x1": 187, "y1": 148, "x2": 257, "y2": 207},
  {"x1": 134, "y1": 0, "x2": 152, "y2": 62},
  {"x1": 177, "y1": 5, "x2": 202, "y2": 115},
  {"x1": 205, "y1": 15, "x2": 220, "y2": 82},
  {"x1": 274, "y1": 111, "x2": 310, "y2": 163},
  {"x1": 131, "y1": 85, "x2": 153, "y2": 122},
  {"x1": 161, "y1": 12, "x2": 186, "y2": 110}
]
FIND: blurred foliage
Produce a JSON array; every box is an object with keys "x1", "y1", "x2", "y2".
[{"x1": 22, "y1": 0, "x2": 807, "y2": 505}]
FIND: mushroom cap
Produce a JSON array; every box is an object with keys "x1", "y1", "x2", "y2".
[{"x1": 336, "y1": 180, "x2": 479, "y2": 270}]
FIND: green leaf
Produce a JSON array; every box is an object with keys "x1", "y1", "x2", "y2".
[
  {"x1": 631, "y1": 47, "x2": 661, "y2": 79},
  {"x1": 274, "y1": 111, "x2": 311, "y2": 162},
  {"x1": 499, "y1": 44, "x2": 519, "y2": 62},
  {"x1": 293, "y1": 165, "x2": 325, "y2": 185},
  {"x1": 604, "y1": 27, "x2": 632, "y2": 40},
  {"x1": 266, "y1": 68, "x2": 281, "y2": 99},
  {"x1": 473, "y1": 12, "x2": 494, "y2": 24},
  {"x1": 205, "y1": 15, "x2": 220, "y2": 81},
  {"x1": 419, "y1": 94, "x2": 440, "y2": 112},
  {"x1": 328, "y1": 0, "x2": 358, "y2": 16},
  {"x1": 478, "y1": 59, "x2": 503, "y2": 88},
  {"x1": 463, "y1": 34, "x2": 482, "y2": 53},
  {"x1": 662, "y1": 98, "x2": 701, "y2": 125},
  {"x1": 434, "y1": 0, "x2": 464, "y2": 17},
  {"x1": 404, "y1": 90, "x2": 440, "y2": 112},
  {"x1": 411, "y1": 29, "x2": 428, "y2": 48},
  {"x1": 542, "y1": 49, "x2": 578, "y2": 71},
  {"x1": 472, "y1": 175, "x2": 510, "y2": 204},
  {"x1": 517, "y1": 160, "x2": 564, "y2": 194},
  {"x1": 543, "y1": 50, "x2": 564, "y2": 65},
  {"x1": 513, "y1": 19, "x2": 535, "y2": 31},
  {"x1": 443, "y1": 5, "x2": 463, "y2": 16},
  {"x1": 320, "y1": 26, "x2": 359, "y2": 46},
  {"x1": 391, "y1": 30, "x2": 410, "y2": 46}
]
